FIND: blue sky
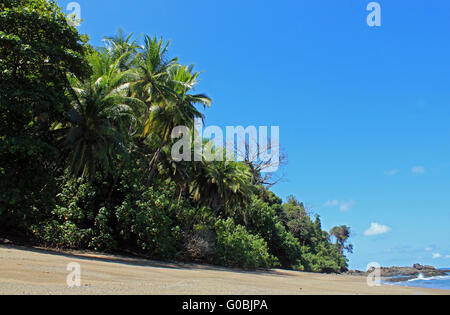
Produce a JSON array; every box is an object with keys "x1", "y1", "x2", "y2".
[{"x1": 57, "y1": 0, "x2": 450, "y2": 270}]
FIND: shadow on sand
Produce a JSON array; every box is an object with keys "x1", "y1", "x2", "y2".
[{"x1": 0, "y1": 243, "x2": 289, "y2": 277}]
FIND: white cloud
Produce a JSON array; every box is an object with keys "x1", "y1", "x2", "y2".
[
  {"x1": 324, "y1": 200, "x2": 339, "y2": 207},
  {"x1": 412, "y1": 166, "x2": 426, "y2": 174},
  {"x1": 425, "y1": 247, "x2": 433, "y2": 252},
  {"x1": 432, "y1": 253, "x2": 441, "y2": 259},
  {"x1": 324, "y1": 200, "x2": 355, "y2": 212},
  {"x1": 340, "y1": 200, "x2": 355, "y2": 212},
  {"x1": 364, "y1": 223, "x2": 391, "y2": 236},
  {"x1": 384, "y1": 169, "x2": 399, "y2": 176}
]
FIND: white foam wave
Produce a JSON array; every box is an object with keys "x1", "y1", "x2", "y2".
[{"x1": 407, "y1": 274, "x2": 450, "y2": 282}]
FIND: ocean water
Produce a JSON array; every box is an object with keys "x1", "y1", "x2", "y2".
[{"x1": 384, "y1": 270, "x2": 450, "y2": 291}]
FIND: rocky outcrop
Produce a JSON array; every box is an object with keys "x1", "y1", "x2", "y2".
[
  {"x1": 413, "y1": 264, "x2": 435, "y2": 271},
  {"x1": 346, "y1": 264, "x2": 450, "y2": 282}
]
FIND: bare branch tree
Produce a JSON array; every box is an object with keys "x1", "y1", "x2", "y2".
[{"x1": 228, "y1": 132, "x2": 288, "y2": 188}]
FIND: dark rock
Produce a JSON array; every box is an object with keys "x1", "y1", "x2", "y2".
[
  {"x1": 346, "y1": 270, "x2": 365, "y2": 276},
  {"x1": 413, "y1": 263, "x2": 423, "y2": 270}
]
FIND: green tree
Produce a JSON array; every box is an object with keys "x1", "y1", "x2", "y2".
[
  {"x1": 144, "y1": 64, "x2": 211, "y2": 181},
  {"x1": 59, "y1": 50, "x2": 145, "y2": 180},
  {"x1": 134, "y1": 35, "x2": 178, "y2": 133},
  {"x1": 239, "y1": 196, "x2": 304, "y2": 270},
  {"x1": 103, "y1": 28, "x2": 140, "y2": 72},
  {"x1": 0, "y1": 0, "x2": 90, "y2": 230},
  {"x1": 191, "y1": 159, "x2": 253, "y2": 217},
  {"x1": 214, "y1": 218, "x2": 278, "y2": 269},
  {"x1": 329, "y1": 225, "x2": 353, "y2": 255}
]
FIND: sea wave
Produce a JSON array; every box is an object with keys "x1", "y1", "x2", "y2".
[
  {"x1": 407, "y1": 274, "x2": 450, "y2": 282},
  {"x1": 385, "y1": 272, "x2": 450, "y2": 290}
]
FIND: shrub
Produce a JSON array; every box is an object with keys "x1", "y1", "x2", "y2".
[
  {"x1": 30, "y1": 175, "x2": 118, "y2": 251},
  {"x1": 31, "y1": 171, "x2": 180, "y2": 258},
  {"x1": 239, "y1": 197, "x2": 304, "y2": 270},
  {"x1": 214, "y1": 218, "x2": 278, "y2": 269},
  {"x1": 114, "y1": 187, "x2": 178, "y2": 259},
  {"x1": 300, "y1": 244, "x2": 348, "y2": 273}
]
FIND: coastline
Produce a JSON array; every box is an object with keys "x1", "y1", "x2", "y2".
[
  {"x1": 1, "y1": 245, "x2": 449, "y2": 295},
  {"x1": 347, "y1": 265, "x2": 450, "y2": 290}
]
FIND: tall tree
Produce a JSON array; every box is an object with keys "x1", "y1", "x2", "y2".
[
  {"x1": 103, "y1": 29, "x2": 140, "y2": 72},
  {"x1": 0, "y1": 0, "x2": 90, "y2": 229},
  {"x1": 58, "y1": 51, "x2": 145, "y2": 180},
  {"x1": 329, "y1": 225, "x2": 353, "y2": 254},
  {"x1": 134, "y1": 35, "x2": 177, "y2": 123},
  {"x1": 144, "y1": 64, "x2": 211, "y2": 182}
]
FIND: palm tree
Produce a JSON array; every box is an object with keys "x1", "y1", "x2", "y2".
[
  {"x1": 168, "y1": 64, "x2": 212, "y2": 126},
  {"x1": 146, "y1": 65, "x2": 211, "y2": 144},
  {"x1": 144, "y1": 64, "x2": 212, "y2": 183},
  {"x1": 190, "y1": 157, "x2": 253, "y2": 217},
  {"x1": 103, "y1": 29, "x2": 140, "y2": 72},
  {"x1": 133, "y1": 35, "x2": 178, "y2": 121},
  {"x1": 58, "y1": 50, "x2": 145, "y2": 180}
]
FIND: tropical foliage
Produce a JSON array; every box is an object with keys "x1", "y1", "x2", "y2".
[{"x1": 0, "y1": 0, "x2": 351, "y2": 272}]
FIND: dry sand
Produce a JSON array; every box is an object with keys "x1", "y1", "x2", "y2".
[{"x1": 1, "y1": 245, "x2": 448, "y2": 295}]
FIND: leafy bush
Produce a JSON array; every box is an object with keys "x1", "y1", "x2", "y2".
[
  {"x1": 214, "y1": 218, "x2": 278, "y2": 269},
  {"x1": 115, "y1": 187, "x2": 178, "y2": 259},
  {"x1": 300, "y1": 244, "x2": 348, "y2": 273},
  {"x1": 239, "y1": 196, "x2": 304, "y2": 270},
  {"x1": 30, "y1": 171, "x2": 179, "y2": 259},
  {"x1": 32, "y1": 220, "x2": 94, "y2": 248},
  {"x1": 29, "y1": 175, "x2": 113, "y2": 249}
]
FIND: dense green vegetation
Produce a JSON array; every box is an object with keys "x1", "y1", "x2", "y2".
[{"x1": 0, "y1": 0, "x2": 352, "y2": 272}]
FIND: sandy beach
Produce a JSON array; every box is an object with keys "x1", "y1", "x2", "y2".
[{"x1": 0, "y1": 245, "x2": 448, "y2": 295}]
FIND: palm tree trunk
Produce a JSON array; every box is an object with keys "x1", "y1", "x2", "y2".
[
  {"x1": 146, "y1": 143, "x2": 164, "y2": 185},
  {"x1": 146, "y1": 126, "x2": 170, "y2": 185}
]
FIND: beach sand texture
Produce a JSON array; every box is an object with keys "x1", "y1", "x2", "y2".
[{"x1": 1, "y1": 245, "x2": 448, "y2": 295}]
